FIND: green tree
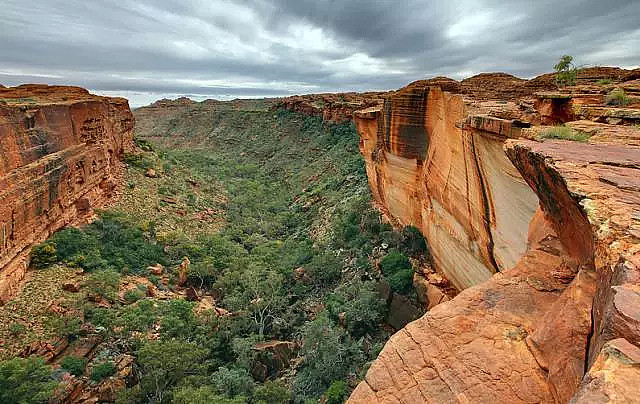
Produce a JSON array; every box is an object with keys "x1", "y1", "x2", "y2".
[
  {"x1": 294, "y1": 314, "x2": 363, "y2": 399},
  {"x1": 554, "y1": 55, "x2": 578, "y2": 87},
  {"x1": 172, "y1": 386, "x2": 246, "y2": 404},
  {"x1": 136, "y1": 339, "x2": 208, "y2": 403},
  {"x1": 0, "y1": 357, "x2": 57, "y2": 404},
  {"x1": 221, "y1": 266, "x2": 287, "y2": 337},
  {"x1": 253, "y1": 380, "x2": 291, "y2": 404},
  {"x1": 326, "y1": 280, "x2": 387, "y2": 338}
]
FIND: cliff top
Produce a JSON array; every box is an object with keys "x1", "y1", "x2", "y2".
[{"x1": 0, "y1": 84, "x2": 129, "y2": 107}]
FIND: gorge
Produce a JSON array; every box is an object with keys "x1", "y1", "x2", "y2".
[{"x1": 0, "y1": 67, "x2": 639, "y2": 403}]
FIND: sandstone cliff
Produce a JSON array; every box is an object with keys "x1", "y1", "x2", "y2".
[
  {"x1": 347, "y1": 71, "x2": 640, "y2": 402},
  {"x1": 0, "y1": 85, "x2": 133, "y2": 303}
]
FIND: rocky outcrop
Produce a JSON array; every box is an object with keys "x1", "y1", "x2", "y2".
[
  {"x1": 275, "y1": 92, "x2": 384, "y2": 123},
  {"x1": 355, "y1": 85, "x2": 539, "y2": 290},
  {"x1": 349, "y1": 70, "x2": 640, "y2": 402},
  {"x1": 0, "y1": 85, "x2": 133, "y2": 303}
]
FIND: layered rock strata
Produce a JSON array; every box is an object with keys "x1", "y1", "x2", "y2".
[
  {"x1": 349, "y1": 73, "x2": 640, "y2": 402},
  {"x1": 0, "y1": 85, "x2": 133, "y2": 303}
]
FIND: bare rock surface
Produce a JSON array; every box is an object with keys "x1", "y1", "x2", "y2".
[{"x1": 0, "y1": 85, "x2": 133, "y2": 303}]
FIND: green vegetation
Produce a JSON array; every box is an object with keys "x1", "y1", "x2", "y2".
[
  {"x1": 538, "y1": 125, "x2": 592, "y2": 142},
  {"x1": 605, "y1": 88, "x2": 631, "y2": 106},
  {"x1": 0, "y1": 357, "x2": 56, "y2": 403},
  {"x1": 60, "y1": 356, "x2": 88, "y2": 376},
  {"x1": 595, "y1": 78, "x2": 614, "y2": 85},
  {"x1": 553, "y1": 55, "x2": 578, "y2": 87},
  {"x1": 9, "y1": 105, "x2": 431, "y2": 402},
  {"x1": 91, "y1": 361, "x2": 116, "y2": 382},
  {"x1": 380, "y1": 251, "x2": 415, "y2": 294}
]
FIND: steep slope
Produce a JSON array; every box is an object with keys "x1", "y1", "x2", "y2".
[
  {"x1": 348, "y1": 72, "x2": 640, "y2": 402},
  {"x1": 0, "y1": 85, "x2": 133, "y2": 303}
]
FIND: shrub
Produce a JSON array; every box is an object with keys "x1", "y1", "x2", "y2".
[
  {"x1": 305, "y1": 252, "x2": 342, "y2": 287},
  {"x1": 211, "y1": 367, "x2": 255, "y2": 398},
  {"x1": 173, "y1": 386, "x2": 246, "y2": 404},
  {"x1": 380, "y1": 251, "x2": 414, "y2": 294},
  {"x1": 553, "y1": 55, "x2": 578, "y2": 87},
  {"x1": 30, "y1": 242, "x2": 57, "y2": 269},
  {"x1": 294, "y1": 314, "x2": 364, "y2": 399},
  {"x1": 326, "y1": 280, "x2": 387, "y2": 338},
  {"x1": 400, "y1": 226, "x2": 427, "y2": 256},
  {"x1": 605, "y1": 88, "x2": 631, "y2": 106},
  {"x1": 123, "y1": 289, "x2": 144, "y2": 304},
  {"x1": 9, "y1": 322, "x2": 26, "y2": 336},
  {"x1": 50, "y1": 212, "x2": 166, "y2": 274},
  {"x1": 133, "y1": 136, "x2": 154, "y2": 152},
  {"x1": 0, "y1": 357, "x2": 57, "y2": 403},
  {"x1": 326, "y1": 380, "x2": 349, "y2": 404},
  {"x1": 91, "y1": 361, "x2": 116, "y2": 382},
  {"x1": 538, "y1": 125, "x2": 592, "y2": 142},
  {"x1": 253, "y1": 380, "x2": 291, "y2": 404},
  {"x1": 595, "y1": 78, "x2": 614, "y2": 85},
  {"x1": 60, "y1": 356, "x2": 88, "y2": 376},
  {"x1": 85, "y1": 270, "x2": 120, "y2": 302}
]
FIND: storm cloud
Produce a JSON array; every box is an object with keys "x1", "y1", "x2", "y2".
[{"x1": 1, "y1": 0, "x2": 638, "y2": 106}]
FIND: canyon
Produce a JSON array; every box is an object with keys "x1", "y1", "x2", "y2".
[
  {"x1": 0, "y1": 85, "x2": 133, "y2": 303},
  {"x1": 0, "y1": 67, "x2": 639, "y2": 403}
]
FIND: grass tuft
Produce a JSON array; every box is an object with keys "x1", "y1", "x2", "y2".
[
  {"x1": 605, "y1": 88, "x2": 631, "y2": 106},
  {"x1": 538, "y1": 125, "x2": 592, "y2": 142}
]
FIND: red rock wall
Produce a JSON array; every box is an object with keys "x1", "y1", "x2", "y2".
[
  {"x1": 349, "y1": 79, "x2": 640, "y2": 402},
  {"x1": 356, "y1": 86, "x2": 539, "y2": 290},
  {"x1": 0, "y1": 85, "x2": 133, "y2": 303}
]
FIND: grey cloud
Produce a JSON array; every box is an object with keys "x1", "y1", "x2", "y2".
[{"x1": 1, "y1": 0, "x2": 638, "y2": 107}]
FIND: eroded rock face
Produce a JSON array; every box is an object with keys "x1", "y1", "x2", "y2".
[
  {"x1": 0, "y1": 85, "x2": 133, "y2": 303},
  {"x1": 355, "y1": 85, "x2": 539, "y2": 290},
  {"x1": 349, "y1": 71, "x2": 640, "y2": 403}
]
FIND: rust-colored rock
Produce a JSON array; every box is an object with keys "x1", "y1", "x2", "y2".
[
  {"x1": 0, "y1": 85, "x2": 133, "y2": 303},
  {"x1": 349, "y1": 70, "x2": 640, "y2": 403}
]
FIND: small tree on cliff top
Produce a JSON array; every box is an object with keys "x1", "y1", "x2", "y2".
[{"x1": 554, "y1": 55, "x2": 578, "y2": 87}]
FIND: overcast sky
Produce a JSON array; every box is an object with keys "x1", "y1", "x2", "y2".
[{"x1": 1, "y1": 0, "x2": 639, "y2": 107}]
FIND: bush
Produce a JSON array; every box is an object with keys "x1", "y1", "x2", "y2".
[
  {"x1": 9, "y1": 322, "x2": 26, "y2": 336},
  {"x1": 595, "y1": 78, "x2": 614, "y2": 85},
  {"x1": 326, "y1": 280, "x2": 387, "y2": 338},
  {"x1": 123, "y1": 289, "x2": 145, "y2": 304},
  {"x1": 553, "y1": 55, "x2": 578, "y2": 87},
  {"x1": 380, "y1": 251, "x2": 414, "y2": 294},
  {"x1": 91, "y1": 361, "x2": 116, "y2": 382},
  {"x1": 85, "y1": 270, "x2": 120, "y2": 302},
  {"x1": 605, "y1": 88, "x2": 631, "y2": 106},
  {"x1": 306, "y1": 252, "x2": 342, "y2": 287},
  {"x1": 60, "y1": 356, "x2": 88, "y2": 376},
  {"x1": 30, "y1": 242, "x2": 57, "y2": 269},
  {"x1": 538, "y1": 125, "x2": 592, "y2": 142},
  {"x1": 0, "y1": 357, "x2": 57, "y2": 403},
  {"x1": 173, "y1": 386, "x2": 247, "y2": 404},
  {"x1": 294, "y1": 314, "x2": 363, "y2": 399},
  {"x1": 211, "y1": 367, "x2": 255, "y2": 398},
  {"x1": 253, "y1": 380, "x2": 291, "y2": 404},
  {"x1": 50, "y1": 212, "x2": 166, "y2": 274},
  {"x1": 326, "y1": 380, "x2": 349, "y2": 404}
]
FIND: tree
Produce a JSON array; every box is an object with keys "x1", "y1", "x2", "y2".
[
  {"x1": 294, "y1": 314, "x2": 363, "y2": 399},
  {"x1": 221, "y1": 265, "x2": 287, "y2": 338},
  {"x1": 554, "y1": 55, "x2": 578, "y2": 87},
  {"x1": 0, "y1": 357, "x2": 57, "y2": 404},
  {"x1": 326, "y1": 280, "x2": 387, "y2": 338},
  {"x1": 136, "y1": 339, "x2": 208, "y2": 403}
]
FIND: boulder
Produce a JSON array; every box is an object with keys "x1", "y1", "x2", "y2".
[{"x1": 251, "y1": 341, "x2": 298, "y2": 382}]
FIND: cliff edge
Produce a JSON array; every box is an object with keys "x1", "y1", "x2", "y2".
[
  {"x1": 0, "y1": 85, "x2": 133, "y2": 303},
  {"x1": 348, "y1": 70, "x2": 640, "y2": 402}
]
